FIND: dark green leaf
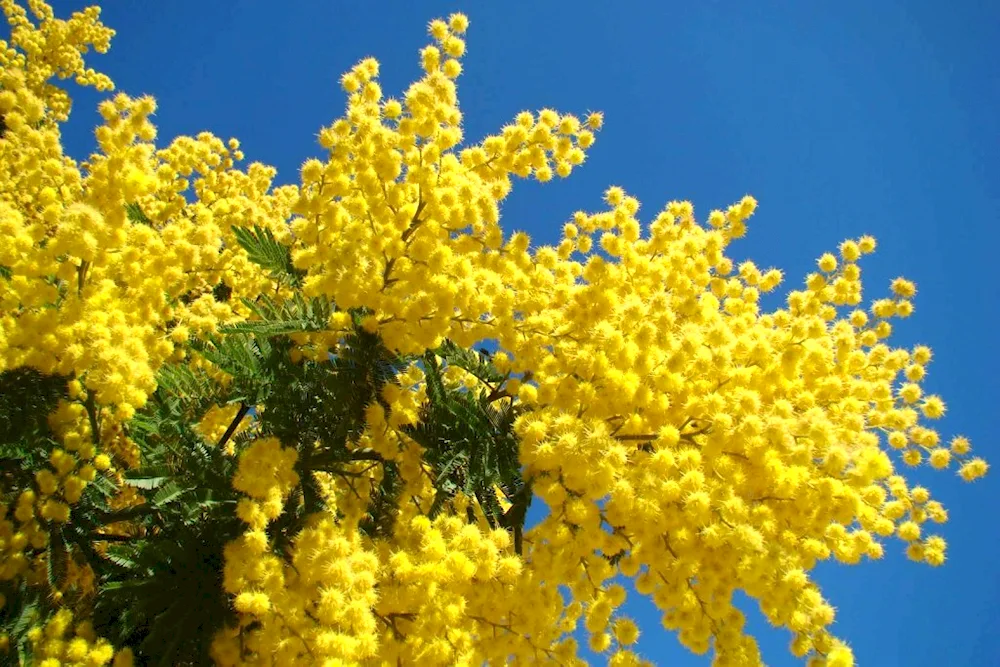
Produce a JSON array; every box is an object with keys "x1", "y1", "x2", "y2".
[
  {"x1": 46, "y1": 527, "x2": 68, "y2": 590},
  {"x1": 152, "y1": 482, "x2": 187, "y2": 507},
  {"x1": 104, "y1": 545, "x2": 139, "y2": 570}
]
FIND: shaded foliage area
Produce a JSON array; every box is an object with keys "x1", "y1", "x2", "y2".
[{"x1": 2, "y1": 222, "x2": 533, "y2": 665}]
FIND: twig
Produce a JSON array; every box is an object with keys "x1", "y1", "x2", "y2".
[
  {"x1": 217, "y1": 402, "x2": 250, "y2": 450},
  {"x1": 84, "y1": 392, "x2": 101, "y2": 445}
]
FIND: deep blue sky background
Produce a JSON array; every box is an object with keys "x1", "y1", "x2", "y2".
[{"x1": 40, "y1": 1, "x2": 999, "y2": 664}]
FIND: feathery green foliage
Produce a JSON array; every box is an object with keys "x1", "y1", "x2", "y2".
[
  {"x1": 230, "y1": 224, "x2": 305, "y2": 287},
  {"x1": 2, "y1": 228, "x2": 529, "y2": 665}
]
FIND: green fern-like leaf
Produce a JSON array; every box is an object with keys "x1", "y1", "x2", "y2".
[
  {"x1": 219, "y1": 293, "x2": 332, "y2": 336},
  {"x1": 104, "y1": 544, "x2": 140, "y2": 571},
  {"x1": 152, "y1": 481, "x2": 188, "y2": 507},
  {"x1": 403, "y1": 347, "x2": 530, "y2": 544},
  {"x1": 93, "y1": 519, "x2": 242, "y2": 666},
  {"x1": 189, "y1": 333, "x2": 274, "y2": 405},
  {"x1": 2, "y1": 584, "x2": 44, "y2": 662},
  {"x1": 231, "y1": 224, "x2": 305, "y2": 287},
  {"x1": 46, "y1": 527, "x2": 68, "y2": 590},
  {"x1": 122, "y1": 466, "x2": 171, "y2": 489},
  {"x1": 155, "y1": 363, "x2": 209, "y2": 398},
  {"x1": 124, "y1": 202, "x2": 153, "y2": 226}
]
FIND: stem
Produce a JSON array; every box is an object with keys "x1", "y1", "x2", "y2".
[
  {"x1": 217, "y1": 402, "x2": 250, "y2": 450},
  {"x1": 375, "y1": 611, "x2": 415, "y2": 641},
  {"x1": 309, "y1": 448, "x2": 384, "y2": 469},
  {"x1": 613, "y1": 433, "x2": 657, "y2": 442},
  {"x1": 349, "y1": 450, "x2": 385, "y2": 462},
  {"x1": 485, "y1": 387, "x2": 510, "y2": 403},
  {"x1": 77, "y1": 260, "x2": 89, "y2": 295},
  {"x1": 84, "y1": 392, "x2": 101, "y2": 445},
  {"x1": 97, "y1": 504, "x2": 159, "y2": 524},
  {"x1": 90, "y1": 533, "x2": 140, "y2": 542},
  {"x1": 400, "y1": 197, "x2": 426, "y2": 243}
]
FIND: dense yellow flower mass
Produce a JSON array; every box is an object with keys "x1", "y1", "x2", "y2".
[{"x1": 0, "y1": 1, "x2": 989, "y2": 665}]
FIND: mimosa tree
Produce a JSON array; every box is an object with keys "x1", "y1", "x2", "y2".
[{"x1": 0, "y1": 2, "x2": 987, "y2": 665}]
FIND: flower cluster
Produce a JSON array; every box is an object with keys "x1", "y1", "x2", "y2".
[{"x1": 19, "y1": 608, "x2": 130, "y2": 666}]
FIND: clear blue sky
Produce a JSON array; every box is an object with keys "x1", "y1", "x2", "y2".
[{"x1": 45, "y1": 1, "x2": 999, "y2": 664}]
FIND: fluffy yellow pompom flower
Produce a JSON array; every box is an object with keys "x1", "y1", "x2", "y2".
[
  {"x1": 449, "y1": 13, "x2": 469, "y2": 33},
  {"x1": 921, "y1": 395, "x2": 946, "y2": 419},
  {"x1": 586, "y1": 111, "x2": 605, "y2": 129},
  {"x1": 589, "y1": 632, "x2": 612, "y2": 653},
  {"x1": 817, "y1": 253, "x2": 838, "y2": 273},
  {"x1": 383, "y1": 98, "x2": 403, "y2": 118},
  {"x1": 898, "y1": 521, "x2": 921, "y2": 542},
  {"x1": 603, "y1": 186, "x2": 624, "y2": 207},
  {"x1": 442, "y1": 58, "x2": 463, "y2": 78},
  {"x1": 928, "y1": 448, "x2": 951, "y2": 470},
  {"x1": 613, "y1": 617, "x2": 640, "y2": 646},
  {"x1": 826, "y1": 644, "x2": 856, "y2": 667},
  {"x1": 950, "y1": 435, "x2": 971, "y2": 455},
  {"x1": 839, "y1": 240, "x2": 861, "y2": 262},
  {"x1": 428, "y1": 18, "x2": 449, "y2": 40}
]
